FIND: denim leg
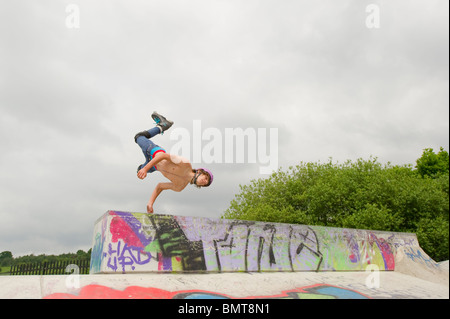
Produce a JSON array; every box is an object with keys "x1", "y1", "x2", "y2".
[
  {"x1": 147, "y1": 126, "x2": 162, "y2": 138},
  {"x1": 136, "y1": 136, "x2": 155, "y2": 156},
  {"x1": 136, "y1": 126, "x2": 162, "y2": 174},
  {"x1": 136, "y1": 137, "x2": 157, "y2": 174},
  {"x1": 136, "y1": 126, "x2": 161, "y2": 155}
]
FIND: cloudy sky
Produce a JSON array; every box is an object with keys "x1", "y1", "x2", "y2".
[{"x1": 1, "y1": 0, "x2": 448, "y2": 257}]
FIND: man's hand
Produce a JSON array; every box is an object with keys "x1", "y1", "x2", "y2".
[
  {"x1": 137, "y1": 168, "x2": 148, "y2": 180},
  {"x1": 146, "y1": 183, "x2": 178, "y2": 215}
]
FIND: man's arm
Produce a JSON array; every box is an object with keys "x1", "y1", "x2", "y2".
[
  {"x1": 146, "y1": 182, "x2": 181, "y2": 213},
  {"x1": 137, "y1": 152, "x2": 171, "y2": 180}
]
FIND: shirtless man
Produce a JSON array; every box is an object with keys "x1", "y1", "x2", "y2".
[{"x1": 134, "y1": 112, "x2": 213, "y2": 213}]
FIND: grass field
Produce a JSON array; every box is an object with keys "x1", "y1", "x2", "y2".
[{"x1": 0, "y1": 267, "x2": 11, "y2": 276}]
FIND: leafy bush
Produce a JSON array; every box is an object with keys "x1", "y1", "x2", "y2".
[{"x1": 222, "y1": 149, "x2": 449, "y2": 262}]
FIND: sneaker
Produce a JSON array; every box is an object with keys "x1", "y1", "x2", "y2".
[{"x1": 151, "y1": 111, "x2": 174, "y2": 133}]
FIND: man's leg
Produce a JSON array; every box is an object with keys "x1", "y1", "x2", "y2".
[
  {"x1": 134, "y1": 126, "x2": 162, "y2": 143},
  {"x1": 135, "y1": 127, "x2": 162, "y2": 155},
  {"x1": 135, "y1": 127, "x2": 162, "y2": 173},
  {"x1": 134, "y1": 111, "x2": 172, "y2": 172}
]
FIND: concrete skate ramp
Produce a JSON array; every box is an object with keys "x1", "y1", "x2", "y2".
[
  {"x1": 1, "y1": 210, "x2": 448, "y2": 299},
  {"x1": 90, "y1": 211, "x2": 420, "y2": 274}
]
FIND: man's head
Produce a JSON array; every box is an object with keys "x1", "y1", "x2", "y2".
[{"x1": 192, "y1": 168, "x2": 213, "y2": 188}]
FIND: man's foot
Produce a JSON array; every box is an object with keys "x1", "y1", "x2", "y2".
[{"x1": 152, "y1": 111, "x2": 174, "y2": 133}]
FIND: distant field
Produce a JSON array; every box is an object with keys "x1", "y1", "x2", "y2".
[{"x1": 0, "y1": 267, "x2": 11, "y2": 275}]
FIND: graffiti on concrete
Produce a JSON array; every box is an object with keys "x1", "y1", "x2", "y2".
[
  {"x1": 402, "y1": 246, "x2": 439, "y2": 269},
  {"x1": 339, "y1": 229, "x2": 395, "y2": 270},
  {"x1": 44, "y1": 283, "x2": 370, "y2": 299},
  {"x1": 105, "y1": 241, "x2": 152, "y2": 272},
  {"x1": 92, "y1": 211, "x2": 324, "y2": 273},
  {"x1": 90, "y1": 211, "x2": 418, "y2": 273},
  {"x1": 90, "y1": 215, "x2": 108, "y2": 274},
  {"x1": 210, "y1": 220, "x2": 323, "y2": 272}
]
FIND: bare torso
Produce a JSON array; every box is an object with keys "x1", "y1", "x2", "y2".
[
  {"x1": 137, "y1": 152, "x2": 199, "y2": 213},
  {"x1": 155, "y1": 154, "x2": 193, "y2": 191}
]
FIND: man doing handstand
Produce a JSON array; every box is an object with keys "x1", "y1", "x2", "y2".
[{"x1": 134, "y1": 111, "x2": 213, "y2": 213}]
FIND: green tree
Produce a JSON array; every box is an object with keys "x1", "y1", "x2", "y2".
[
  {"x1": 415, "y1": 147, "x2": 449, "y2": 178},
  {"x1": 222, "y1": 154, "x2": 449, "y2": 261},
  {"x1": 0, "y1": 251, "x2": 13, "y2": 267},
  {"x1": 0, "y1": 251, "x2": 12, "y2": 259}
]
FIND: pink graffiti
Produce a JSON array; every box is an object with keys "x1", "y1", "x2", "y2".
[
  {"x1": 371, "y1": 235, "x2": 395, "y2": 270},
  {"x1": 44, "y1": 284, "x2": 370, "y2": 299},
  {"x1": 110, "y1": 215, "x2": 142, "y2": 247},
  {"x1": 345, "y1": 231, "x2": 395, "y2": 270}
]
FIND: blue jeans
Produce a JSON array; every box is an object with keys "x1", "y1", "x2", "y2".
[{"x1": 136, "y1": 127, "x2": 166, "y2": 173}]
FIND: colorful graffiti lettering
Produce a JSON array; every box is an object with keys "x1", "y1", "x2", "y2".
[
  {"x1": 92, "y1": 212, "x2": 324, "y2": 273},
  {"x1": 44, "y1": 284, "x2": 370, "y2": 299},
  {"x1": 90, "y1": 211, "x2": 418, "y2": 274},
  {"x1": 105, "y1": 241, "x2": 152, "y2": 272}
]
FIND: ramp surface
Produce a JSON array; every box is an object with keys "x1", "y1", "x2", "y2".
[{"x1": 0, "y1": 271, "x2": 448, "y2": 299}]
